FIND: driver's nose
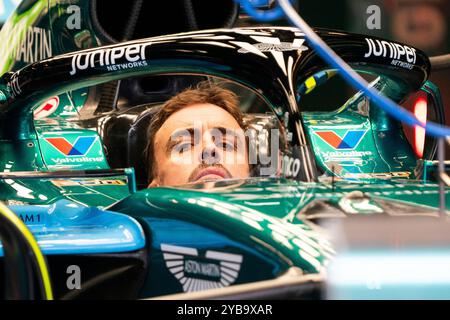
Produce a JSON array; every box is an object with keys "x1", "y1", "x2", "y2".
[
  {"x1": 200, "y1": 145, "x2": 221, "y2": 165},
  {"x1": 199, "y1": 129, "x2": 222, "y2": 165}
]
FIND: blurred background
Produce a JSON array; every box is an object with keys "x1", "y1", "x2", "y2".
[
  {"x1": 241, "y1": 0, "x2": 450, "y2": 158},
  {"x1": 292, "y1": 0, "x2": 450, "y2": 123},
  {"x1": 241, "y1": 1, "x2": 450, "y2": 114}
]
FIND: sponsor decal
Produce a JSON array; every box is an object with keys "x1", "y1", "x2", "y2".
[
  {"x1": 315, "y1": 129, "x2": 367, "y2": 150},
  {"x1": 343, "y1": 172, "x2": 411, "y2": 179},
  {"x1": 51, "y1": 179, "x2": 126, "y2": 187},
  {"x1": 281, "y1": 155, "x2": 301, "y2": 178},
  {"x1": 69, "y1": 43, "x2": 150, "y2": 75},
  {"x1": 45, "y1": 136, "x2": 96, "y2": 156},
  {"x1": 321, "y1": 150, "x2": 373, "y2": 163},
  {"x1": 14, "y1": 27, "x2": 52, "y2": 63},
  {"x1": 6, "y1": 200, "x2": 28, "y2": 206},
  {"x1": 34, "y1": 96, "x2": 59, "y2": 119},
  {"x1": 18, "y1": 213, "x2": 41, "y2": 224},
  {"x1": 7, "y1": 72, "x2": 21, "y2": 97},
  {"x1": 44, "y1": 136, "x2": 105, "y2": 164},
  {"x1": 161, "y1": 244, "x2": 243, "y2": 292},
  {"x1": 364, "y1": 38, "x2": 416, "y2": 69},
  {"x1": 237, "y1": 37, "x2": 308, "y2": 53},
  {"x1": 50, "y1": 156, "x2": 104, "y2": 164}
]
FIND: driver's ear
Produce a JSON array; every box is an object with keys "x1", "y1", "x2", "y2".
[{"x1": 148, "y1": 179, "x2": 160, "y2": 188}]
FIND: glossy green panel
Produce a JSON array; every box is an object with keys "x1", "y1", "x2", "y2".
[
  {"x1": 303, "y1": 92, "x2": 417, "y2": 181},
  {"x1": 1, "y1": 175, "x2": 130, "y2": 207},
  {"x1": 0, "y1": 139, "x2": 45, "y2": 172},
  {"x1": 0, "y1": 0, "x2": 50, "y2": 75}
]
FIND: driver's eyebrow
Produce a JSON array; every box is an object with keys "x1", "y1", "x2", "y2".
[
  {"x1": 213, "y1": 126, "x2": 242, "y2": 136},
  {"x1": 211, "y1": 126, "x2": 245, "y2": 142}
]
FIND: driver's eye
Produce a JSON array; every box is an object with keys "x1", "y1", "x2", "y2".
[
  {"x1": 173, "y1": 139, "x2": 195, "y2": 154},
  {"x1": 217, "y1": 139, "x2": 236, "y2": 151},
  {"x1": 213, "y1": 138, "x2": 236, "y2": 152},
  {"x1": 178, "y1": 143, "x2": 192, "y2": 153}
]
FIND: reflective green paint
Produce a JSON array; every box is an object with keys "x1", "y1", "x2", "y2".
[
  {"x1": 0, "y1": 0, "x2": 48, "y2": 75},
  {"x1": 2, "y1": 175, "x2": 131, "y2": 207},
  {"x1": 111, "y1": 180, "x2": 334, "y2": 275},
  {"x1": 1, "y1": 170, "x2": 449, "y2": 276},
  {"x1": 0, "y1": 140, "x2": 45, "y2": 172},
  {"x1": 303, "y1": 82, "x2": 418, "y2": 181}
]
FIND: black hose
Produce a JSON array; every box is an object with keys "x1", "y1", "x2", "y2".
[
  {"x1": 122, "y1": 0, "x2": 143, "y2": 41},
  {"x1": 222, "y1": 1, "x2": 239, "y2": 28},
  {"x1": 183, "y1": 0, "x2": 199, "y2": 31}
]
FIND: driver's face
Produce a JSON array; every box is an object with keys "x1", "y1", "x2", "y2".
[{"x1": 149, "y1": 103, "x2": 249, "y2": 187}]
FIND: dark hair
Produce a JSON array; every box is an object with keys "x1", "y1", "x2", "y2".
[{"x1": 144, "y1": 81, "x2": 246, "y2": 183}]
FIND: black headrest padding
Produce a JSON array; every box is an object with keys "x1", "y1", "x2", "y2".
[
  {"x1": 101, "y1": 114, "x2": 137, "y2": 169},
  {"x1": 127, "y1": 106, "x2": 163, "y2": 189}
]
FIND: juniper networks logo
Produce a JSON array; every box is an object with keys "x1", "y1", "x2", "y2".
[{"x1": 69, "y1": 43, "x2": 150, "y2": 75}]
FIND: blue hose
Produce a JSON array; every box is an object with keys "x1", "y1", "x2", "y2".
[
  {"x1": 239, "y1": 0, "x2": 288, "y2": 21},
  {"x1": 237, "y1": 0, "x2": 450, "y2": 138}
]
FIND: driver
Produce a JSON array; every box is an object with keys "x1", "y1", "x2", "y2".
[{"x1": 145, "y1": 82, "x2": 250, "y2": 187}]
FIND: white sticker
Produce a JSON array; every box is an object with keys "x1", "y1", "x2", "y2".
[{"x1": 34, "y1": 96, "x2": 59, "y2": 119}]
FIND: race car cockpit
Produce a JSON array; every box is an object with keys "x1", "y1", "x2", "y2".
[
  {"x1": 4, "y1": 27, "x2": 436, "y2": 193},
  {"x1": 39, "y1": 73, "x2": 293, "y2": 190}
]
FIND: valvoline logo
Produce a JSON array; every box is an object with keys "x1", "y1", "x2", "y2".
[
  {"x1": 315, "y1": 129, "x2": 367, "y2": 150},
  {"x1": 45, "y1": 136, "x2": 97, "y2": 156}
]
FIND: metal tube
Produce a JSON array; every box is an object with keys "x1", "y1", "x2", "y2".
[{"x1": 430, "y1": 54, "x2": 450, "y2": 71}]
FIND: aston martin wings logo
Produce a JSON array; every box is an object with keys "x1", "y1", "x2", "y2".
[{"x1": 161, "y1": 244, "x2": 243, "y2": 292}]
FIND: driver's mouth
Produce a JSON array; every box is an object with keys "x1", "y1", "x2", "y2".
[{"x1": 189, "y1": 166, "x2": 232, "y2": 182}]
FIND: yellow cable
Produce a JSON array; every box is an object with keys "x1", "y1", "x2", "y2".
[{"x1": 0, "y1": 202, "x2": 53, "y2": 300}]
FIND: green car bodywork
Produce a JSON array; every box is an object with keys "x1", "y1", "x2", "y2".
[{"x1": 0, "y1": 0, "x2": 447, "y2": 299}]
